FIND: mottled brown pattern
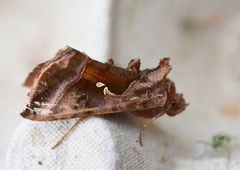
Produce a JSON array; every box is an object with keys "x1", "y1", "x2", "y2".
[
  {"x1": 126, "y1": 58, "x2": 141, "y2": 73},
  {"x1": 23, "y1": 61, "x2": 50, "y2": 87},
  {"x1": 21, "y1": 46, "x2": 187, "y2": 121}
]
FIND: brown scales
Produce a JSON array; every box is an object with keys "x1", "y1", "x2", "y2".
[{"x1": 21, "y1": 46, "x2": 188, "y2": 149}]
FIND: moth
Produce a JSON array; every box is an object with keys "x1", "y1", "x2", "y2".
[{"x1": 21, "y1": 46, "x2": 188, "y2": 149}]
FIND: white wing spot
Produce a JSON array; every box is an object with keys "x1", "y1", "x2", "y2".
[
  {"x1": 103, "y1": 87, "x2": 116, "y2": 95},
  {"x1": 96, "y1": 82, "x2": 116, "y2": 95},
  {"x1": 130, "y1": 97, "x2": 139, "y2": 100},
  {"x1": 96, "y1": 82, "x2": 105, "y2": 87},
  {"x1": 34, "y1": 101, "x2": 41, "y2": 105}
]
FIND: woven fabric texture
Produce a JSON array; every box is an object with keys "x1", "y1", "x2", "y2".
[{"x1": 6, "y1": 113, "x2": 163, "y2": 170}]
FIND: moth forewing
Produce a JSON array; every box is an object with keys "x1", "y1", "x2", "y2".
[
  {"x1": 21, "y1": 94, "x2": 167, "y2": 121},
  {"x1": 23, "y1": 60, "x2": 50, "y2": 87}
]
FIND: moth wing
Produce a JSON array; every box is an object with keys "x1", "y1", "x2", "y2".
[
  {"x1": 24, "y1": 46, "x2": 80, "y2": 87},
  {"x1": 21, "y1": 94, "x2": 166, "y2": 121},
  {"x1": 23, "y1": 60, "x2": 50, "y2": 87},
  {"x1": 147, "y1": 58, "x2": 172, "y2": 83}
]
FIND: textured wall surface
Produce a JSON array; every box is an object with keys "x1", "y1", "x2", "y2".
[{"x1": 1, "y1": 0, "x2": 240, "y2": 169}]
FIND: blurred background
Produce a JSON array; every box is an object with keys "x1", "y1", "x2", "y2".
[{"x1": 1, "y1": 0, "x2": 240, "y2": 169}]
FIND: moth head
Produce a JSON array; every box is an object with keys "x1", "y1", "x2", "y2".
[{"x1": 167, "y1": 94, "x2": 189, "y2": 116}]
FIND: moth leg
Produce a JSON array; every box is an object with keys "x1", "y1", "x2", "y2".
[
  {"x1": 51, "y1": 117, "x2": 87, "y2": 149},
  {"x1": 139, "y1": 117, "x2": 156, "y2": 146}
]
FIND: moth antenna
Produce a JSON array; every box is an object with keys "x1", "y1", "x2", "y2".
[
  {"x1": 139, "y1": 117, "x2": 156, "y2": 146},
  {"x1": 51, "y1": 117, "x2": 87, "y2": 149}
]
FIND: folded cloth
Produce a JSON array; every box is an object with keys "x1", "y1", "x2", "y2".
[{"x1": 6, "y1": 113, "x2": 165, "y2": 170}]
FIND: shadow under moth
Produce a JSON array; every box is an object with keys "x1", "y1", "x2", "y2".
[{"x1": 21, "y1": 46, "x2": 188, "y2": 149}]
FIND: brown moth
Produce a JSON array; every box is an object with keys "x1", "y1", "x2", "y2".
[{"x1": 21, "y1": 46, "x2": 188, "y2": 149}]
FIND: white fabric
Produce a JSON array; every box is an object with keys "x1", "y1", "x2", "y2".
[{"x1": 6, "y1": 113, "x2": 163, "y2": 170}]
